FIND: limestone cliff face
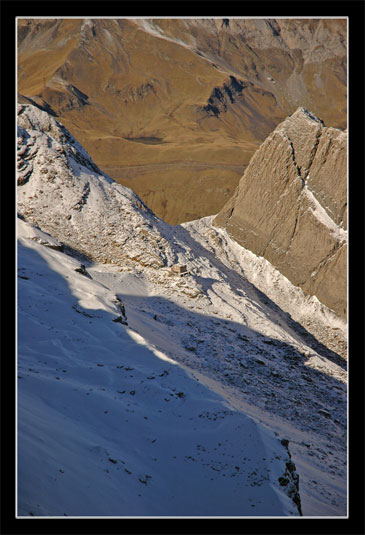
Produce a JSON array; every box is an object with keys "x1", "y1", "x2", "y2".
[{"x1": 213, "y1": 108, "x2": 347, "y2": 318}]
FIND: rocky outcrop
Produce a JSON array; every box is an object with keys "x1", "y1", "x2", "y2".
[
  {"x1": 16, "y1": 104, "x2": 178, "y2": 269},
  {"x1": 278, "y1": 439, "x2": 302, "y2": 516},
  {"x1": 213, "y1": 108, "x2": 347, "y2": 318}
]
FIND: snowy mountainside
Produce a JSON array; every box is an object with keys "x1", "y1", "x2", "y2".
[
  {"x1": 17, "y1": 221, "x2": 300, "y2": 517},
  {"x1": 17, "y1": 104, "x2": 347, "y2": 516},
  {"x1": 17, "y1": 103, "x2": 177, "y2": 269}
]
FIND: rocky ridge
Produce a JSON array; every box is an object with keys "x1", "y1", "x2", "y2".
[
  {"x1": 17, "y1": 104, "x2": 178, "y2": 270},
  {"x1": 17, "y1": 103, "x2": 347, "y2": 351},
  {"x1": 213, "y1": 108, "x2": 347, "y2": 319},
  {"x1": 17, "y1": 103, "x2": 347, "y2": 515}
]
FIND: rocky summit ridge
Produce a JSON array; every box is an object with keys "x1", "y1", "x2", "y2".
[
  {"x1": 213, "y1": 107, "x2": 347, "y2": 319},
  {"x1": 17, "y1": 103, "x2": 178, "y2": 271}
]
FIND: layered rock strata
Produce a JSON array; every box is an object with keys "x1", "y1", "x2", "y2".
[{"x1": 213, "y1": 108, "x2": 347, "y2": 318}]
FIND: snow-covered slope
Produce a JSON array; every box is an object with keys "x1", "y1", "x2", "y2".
[
  {"x1": 17, "y1": 104, "x2": 347, "y2": 517},
  {"x1": 17, "y1": 221, "x2": 301, "y2": 517}
]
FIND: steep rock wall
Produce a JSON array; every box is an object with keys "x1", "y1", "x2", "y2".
[{"x1": 213, "y1": 108, "x2": 347, "y2": 318}]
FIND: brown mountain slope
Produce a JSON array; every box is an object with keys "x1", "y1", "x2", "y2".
[
  {"x1": 17, "y1": 18, "x2": 347, "y2": 224},
  {"x1": 213, "y1": 108, "x2": 347, "y2": 318}
]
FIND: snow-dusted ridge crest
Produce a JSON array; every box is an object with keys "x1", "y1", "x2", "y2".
[
  {"x1": 17, "y1": 104, "x2": 347, "y2": 516},
  {"x1": 17, "y1": 103, "x2": 176, "y2": 269}
]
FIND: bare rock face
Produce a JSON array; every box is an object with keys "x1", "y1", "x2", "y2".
[{"x1": 213, "y1": 108, "x2": 347, "y2": 318}]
